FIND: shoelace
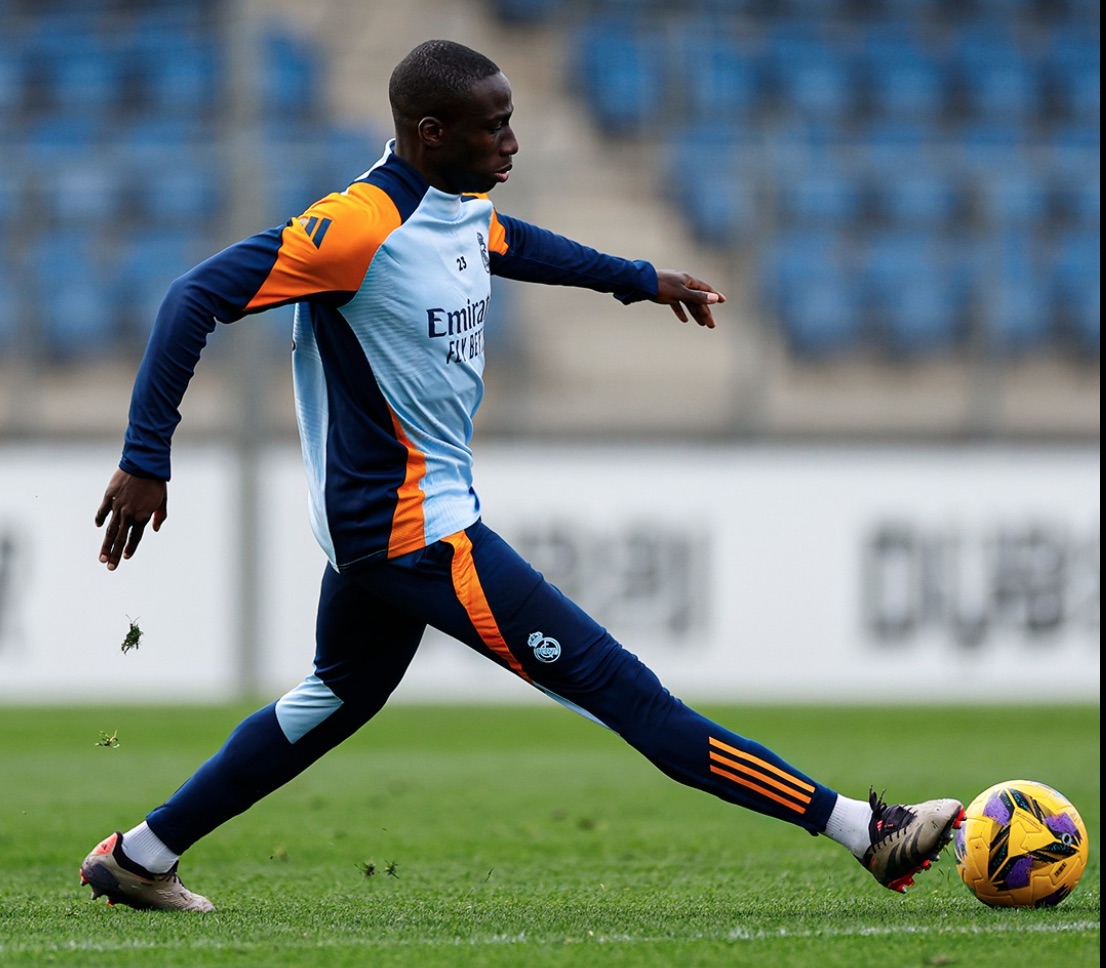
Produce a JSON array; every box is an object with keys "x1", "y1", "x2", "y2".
[{"x1": 868, "y1": 789, "x2": 917, "y2": 841}]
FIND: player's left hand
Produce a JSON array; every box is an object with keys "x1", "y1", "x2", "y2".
[{"x1": 653, "y1": 270, "x2": 726, "y2": 329}]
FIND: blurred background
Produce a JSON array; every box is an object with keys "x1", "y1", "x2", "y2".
[
  {"x1": 0, "y1": 0, "x2": 1098, "y2": 703},
  {"x1": 0, "y1": 0, "x2": 1098, "y2": 442}
]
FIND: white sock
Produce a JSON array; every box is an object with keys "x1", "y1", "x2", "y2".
[
  {"x1": 822, "y1": 794, "x2": 874, "y2": 859},
  {"x1": 121, "y1": 821, "x2": 180, "y2": 874}
]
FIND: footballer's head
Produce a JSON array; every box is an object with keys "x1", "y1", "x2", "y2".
[{"x1": 390, "y1": 40, "x2": 517, "y2": 195}]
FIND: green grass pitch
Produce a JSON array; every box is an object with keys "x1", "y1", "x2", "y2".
[{"x1": 0, "y1": 702, "x2": 1098, "y2": 967}]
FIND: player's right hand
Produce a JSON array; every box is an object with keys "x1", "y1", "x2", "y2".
[{"x1": 95, "y1": 469, "x2": 168, "y2": 570}]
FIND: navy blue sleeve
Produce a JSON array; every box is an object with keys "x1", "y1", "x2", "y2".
[
  {"x1": 120, "y1": 227, "x2": 287, "y2": 481},
  {"x1": 489, "y1": 213, "x2": 658, "y2": 304}
]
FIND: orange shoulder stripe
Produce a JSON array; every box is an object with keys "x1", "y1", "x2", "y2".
[
  {"x1": 246, "y1": 182, "x2": 402, "y2": 311},
  {"x1": 488, "y1": 207, "x2": 509, "y2": 255}
]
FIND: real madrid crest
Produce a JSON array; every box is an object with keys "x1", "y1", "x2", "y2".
[
  {"x1": 477, "y1": 231, "x2": 490, "y2": 272},
  {"x1": 527, "y1": 630, "x2": 561, "y2": 663}
]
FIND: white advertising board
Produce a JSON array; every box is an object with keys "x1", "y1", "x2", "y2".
[
  {"x1": 1, "y1": 442, "x2": 1099, "y2": 704},
  {"x1": 0, "y1": 444, "x2": 238, "y2": 702}
]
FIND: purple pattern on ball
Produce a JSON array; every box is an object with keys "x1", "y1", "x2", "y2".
[
  {"x1": 1046, "y1": 813, "x2": 1078, "y2": 838},
  {"x1": 1006, "y1": 856, "x2": 1034, "y2": 888},
  {"x1": 983, "y1": 795, "x2": 1012, "y2": 825}
]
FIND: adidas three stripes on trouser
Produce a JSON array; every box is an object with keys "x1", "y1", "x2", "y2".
[{"x1": 146, "y1": 519, "x2": 839, "y2": 853}]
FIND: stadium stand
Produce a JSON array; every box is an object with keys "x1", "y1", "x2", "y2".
[
  {"x1": 0, "y1": 0, "x2": 380, "y2": 361},
  {"x1": 856, "y1": 22, "x2": 950, "y2": 120},
  {"x1": 0, "y1": 273, "x2": 15, "y2": 355},
  {"x1": 0, "y1": 0, "x2": 1097, "y2": 438},
  {"x1": 528, "y1": 0, "x2": 1100, "y2": 363},
  {"x1": 1052, "y1": 232, "x2": 1102, "y2": 352},
  {"x1": 26, "y1": 230, "x2": 120, "y2": 359}
]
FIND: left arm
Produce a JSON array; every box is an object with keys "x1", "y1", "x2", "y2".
[
  {"x1": 652, "y1": 269, "x2": 725, "y2": 329},
  {"x1": 489, "y1": 213, "x2": 724, "y2": 327}
]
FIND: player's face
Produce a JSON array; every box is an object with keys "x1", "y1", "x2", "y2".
[{"x1": 436, "y1": 72, "x2": 518, "y2": 194}]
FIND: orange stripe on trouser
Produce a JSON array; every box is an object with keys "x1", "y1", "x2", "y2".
[
  {"x1": 708, "y1": 736, "x2": 814, "y2": 816},
  {"x1": 443, "y1": 531, "x2": 532, "y2": 682}
]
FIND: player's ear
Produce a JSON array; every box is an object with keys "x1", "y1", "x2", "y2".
[{"x1": 418, "y1": 116, "x2": 446, "y2": 149}]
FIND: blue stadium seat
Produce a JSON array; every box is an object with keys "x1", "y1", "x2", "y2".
[
  {"x1": 259, "y1": 122, "x2": 380, "y2": 221},
  {"x1": 864, "y1": 0, "x2": 946, "y2": 14},
  {"x1": 975, "y1": 237, "x2": 1055, "y2": 355},
  {"x1": 884, "y1": 279, "x2": 967, "y2": 356},
  {"x1": 136, "y1": 34, "x2": 222, "y2": 118},
  {"x1": 0, "y1": 267, "x2": 16, "y2": 353},
  {"x1": 1050, "y1": 233, "x2": 1101, "y2": 352},
  {"x1": 573, "y1": 22, "x2": 667, "y2": 135},
  {"x1": 951, "y1": 23, "x2": 1042, "y2": 121},
  {"x1": 131, "y1": 3, "x2": 217, "y2": 37},
  {"x1": 779, "y1": 0, "x2": 850, "y2": 13},
  {"x1": 265, "y1": 160, "x2": 327, "y2": 221},
  {"x1": 490, "y1": 0, "x2": 565, "y2": 23},
  {"x1": 589, "y1": 0, "x2": 666, "y2": 15},
  {"x1": 27, "y1": 233, "x2": 120, "y2": 359},
  {"x1": 318, "y1": 124, "x2": 382, "y2": 185},
  {"x1": 114, "y1": 231, "x2": 203, "y2": 343},
  {"x1": 1046, "y1": 24, "x2": 1101, "y2": 122},
  {"x1": 860, "y1": 233, "x2": 966, "y2": 355},
  {"x1": 45, "y1": 41, "x2": 129, "y2": 117},
  {"x1": 692, "y1": 0, "x2": 760, "y2": 11},
  {"x1": 20, "y1": 8, "x2": 103, "y2": 46},
  {"x1": 263, "y1": 31, "x2": 322, "y2": 120},
  {"x1": 763, "y1": 116, "x2": 842, "y2": 158},
  {"x1": 682, "y1": 165, "x2": 757, "y2": 247},
  {"x1": 760, "y1": 230, "x2": 843, "y2": 306},
  {"x1": 0, "y1": 167, "x2": 21, "y2": 233},
  {"x1": 48, "y1": 153, "x2": 125, "y2": 226},
  {"x1": 1048, "y1": 122, "x2": 1100, "y2": 176},
  {"x1": 25, "y1": 114, "x2": 101, "y2": 163},
  {"x1": 763, "y1": 25, "x2": 856, "y2": 122},
  {"x1": 861, "y1": 119, "x2": 943, "y2": 171},
  {"x1": 117, "y1": 119, "x2": 215, "y2": 197},
  {"x1": 1060, "y1": 0, "x2": 1101, "y2": 17},
  {"x1": 760, "y1": 231, "x2": 865, "y2": 356},
  {"x1": 23, "y1": 119, "x2": 116, "y2": 226},
  {"x1": 775, "y1": 159, "x2": 866, "y2": 228},
  {"x1": 0, "y1": 42, "x2": 25, "y2": 119},
  {"x1": 957, "y1": 121, "x2": 1028, "y2": 173},
  {"x1": 1058, "y1": 177, "x2": 1100, "y2": 231},
  {"x1": 874, "y1": 167, "x2": 966, "y2": 229},
  {"x1": 966, "y1": 0, "x2": 1039, "y2": 14},
  {"x1": 662, "y1": 122, "x2": 757, "y2": 245},
  {"x1": 118, "y1": 116, "x2": 211, "y2": 155},
  {"x1": 140, "y1": 156, "x2": 222, "y2": 225},
  {"x1": 778, "y1": 265, "x2": 866, "y2": 357},
  {"x1": 857, "y1": 24, "x2": 949, "y2": 120},
  {"x1": 973, "y1": 162, "x2": 1052, "y2": 229},
  {"x1": 678, "y1": 33, "x2": 763, "y2": 121}
]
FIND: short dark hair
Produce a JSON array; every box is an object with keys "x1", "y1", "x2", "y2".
[{"x1": 389, "y1": 40, "x2": 501, "y2": 123}]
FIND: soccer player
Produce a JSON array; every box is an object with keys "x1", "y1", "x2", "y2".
[{"x1": 81, "y1": 40, "x2": 963, "y2": 912}]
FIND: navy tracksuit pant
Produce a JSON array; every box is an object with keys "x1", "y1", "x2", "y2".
[{"x1": 148, "y1": 520, "x2": 838, "y2": 853}]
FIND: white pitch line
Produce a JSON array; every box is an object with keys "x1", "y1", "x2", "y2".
[{"x1": 0, "y1": 920, "x2": 1099, "y2": 955}]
